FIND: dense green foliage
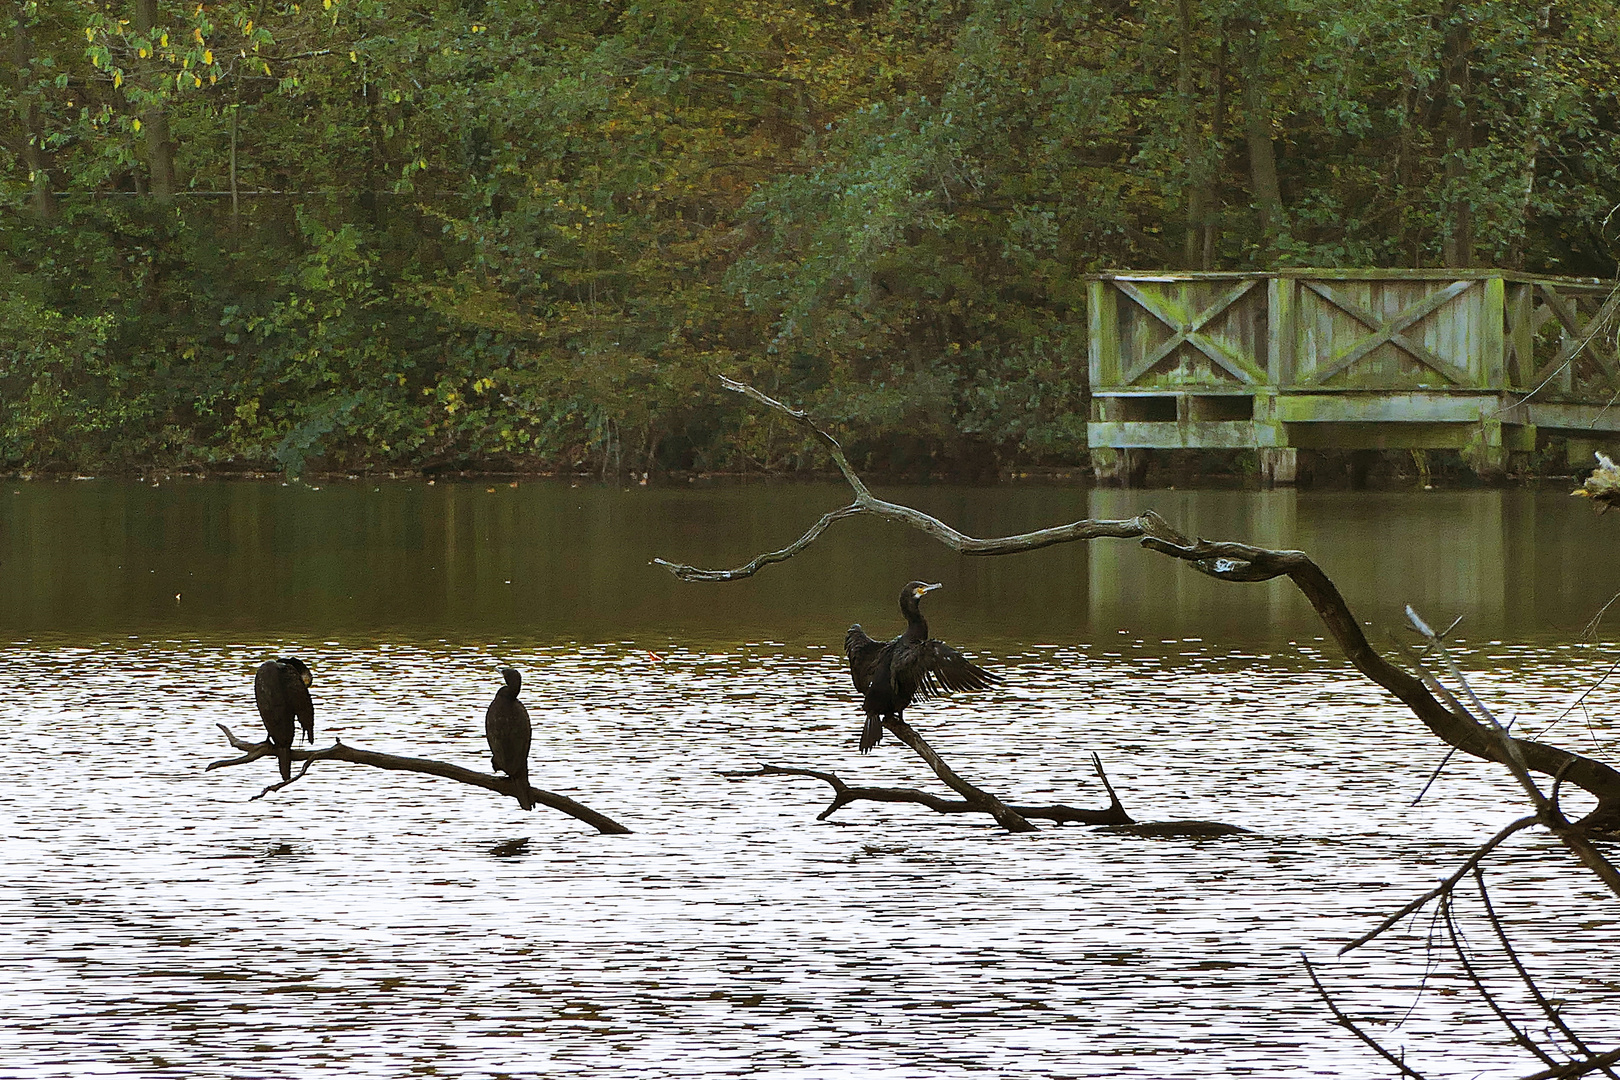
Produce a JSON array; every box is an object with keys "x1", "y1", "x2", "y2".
[{"x1": 2, "y1": 0, "x2": 1618, "y2": 475}]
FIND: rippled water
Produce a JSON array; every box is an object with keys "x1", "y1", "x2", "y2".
[{"x1": 1, "y1": 481, "x2": 1617, "y2": 1077}]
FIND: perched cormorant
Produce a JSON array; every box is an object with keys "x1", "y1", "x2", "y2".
[
  {"x1": 254, "y1": 657, "x2": 314, "y2": 782},
  {"x1": 844, "y1": 581, "x2": 999, "y2": 753},
  {"x1": 486, "y1": 667, "x2": 535, "y2": 811}
]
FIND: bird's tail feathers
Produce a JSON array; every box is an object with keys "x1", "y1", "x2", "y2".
[
  {"x1": 512, "y1": 770, "x2": 535, "y2": 811},
  {"x1": 859, "y1": 714, "x2": 884, "y2": 754},
  {"x1": 275, "y1": 745, "x2": 292, "y2": 783}
]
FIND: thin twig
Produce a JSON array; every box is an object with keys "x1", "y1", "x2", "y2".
[
  {"x1": 1474, "y1": 866, "x2": 1617, "y2": 1077},
  {"x1": 1302, "y1": 953, "x2": 1428, "y2": 1079},
  {"x1": 1405, "y1": 607, "x2": 1620, "y2": 897},
  {"x1": 1441, "y1": 886, "x2": 1560, "y2": 1067},
  {"x1": 1339, "y1": 815, "x2": 1539, "y2": 954}
]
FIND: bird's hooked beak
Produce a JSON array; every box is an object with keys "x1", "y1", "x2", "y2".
[
  {"x1": 300, "y1": 670, "x2": 313, "y2": 687},
  {"x1": 914, "y1": 582, "x2": 943, "y2": 598}
]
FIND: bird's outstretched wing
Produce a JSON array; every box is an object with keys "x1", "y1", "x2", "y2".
[
  {"x1": 844, "y1": 625, "x2": 886, "y2": 693},
  {"x1": 915, "y1": 640, "x2": 999, "y2": 700}
]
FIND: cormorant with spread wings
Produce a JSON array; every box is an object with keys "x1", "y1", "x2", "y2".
[{"x1": 844, "y1": 581, "x2": 999, "y2": 753}]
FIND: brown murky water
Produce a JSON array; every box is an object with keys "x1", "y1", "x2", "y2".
[{"x1": 1, "y1": 480, "x2": 1615, "y2": 1077}]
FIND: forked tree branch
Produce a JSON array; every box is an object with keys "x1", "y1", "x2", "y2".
[
  {"x1": 206, "y1": 725, "x2": 632, "y2": 835},
  {"x1": 653, "y1": 378, "x2": 1620, "y2": 831},
  {"x1": 724, "y1": 751, "x2": 1134, "y2": 827},
  {"x1": 884, "y1": 717, "x2": 1035, "y2": 831},
  {"x1": 1401, "y1": 609, "x2": 1620, "y2": 898}
]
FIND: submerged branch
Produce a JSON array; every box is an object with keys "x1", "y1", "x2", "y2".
[
  {"x1": 207, "y1": 724, "x2": 632, "y2": 835},
  {"x1": 723, "y1": 751, "x2": 1134, "y2": 827}
]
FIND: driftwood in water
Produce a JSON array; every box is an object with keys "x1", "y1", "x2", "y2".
[
  {"x1": 726, "y1": 749, "x2": 1135, "y2": 828},
  {"x1": 206, "y1": 724, "x2": 632, "y2": 835},
  {"x1": 652, "y1": 377, "x2": 1620, "y2": 835}
]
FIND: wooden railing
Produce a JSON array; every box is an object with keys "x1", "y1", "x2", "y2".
[{"x1": 1085, "y1": 270, "x2": 1620, "y2": 476}]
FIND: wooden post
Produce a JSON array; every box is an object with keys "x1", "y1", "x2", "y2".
[
  {"x1": 1267, "y1": 274, "x2": 1294, "y2": 386},
  {"x1": 1467, "y1": 413, "x2": 1507, "y2": 481},
  {"x1": 1507, "y1": 282, "x2": 1534, "y2": 387},
  {"x1": 1259, "y1": 448, "x2": 1297, "y2": 485},
  {"x1": 1088, "y1": 278, "x2": 1114, "y2": 395},
  {"x1": 1482, "y1": 275, "x2": 1506, "y2": 389}
]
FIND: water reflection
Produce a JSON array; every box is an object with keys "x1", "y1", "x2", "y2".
[
  {"x1": 0, "y1": 481, "x2": 1616, "y2": 1078},
  {"x1": 2, "y1": 479, "x2": 1618, "y2": 645},
  {"x1": 0, "y1": 639, "x2": 1613, "y2": 1079}
]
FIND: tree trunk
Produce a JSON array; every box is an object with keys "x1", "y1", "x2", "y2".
[
  {"x1": 131, "y1": 0, "x2": 177, "y2": 202},
  {"x1": 1507, "y1": 6, "x2": 1550, "y2": 269},
  {"x1": 1203, "y1": 29, "x2": 1226, "y2": 268},
  {"x1": 10, "y1": 3, "x2": 56, "y2": 219},
  {"x1": 1440, "y1": 15, "x2": 1474, "y2": 266},
  {"x1": 1239, "y1": 22, "x2": 1284, "y2": 256},
  {"x1": 1177, "y1": 0, "x2": 1207, "y2": 269}
]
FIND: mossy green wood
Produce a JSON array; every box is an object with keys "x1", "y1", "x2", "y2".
[{"x1": 1086, "y1": 270, "x2": 1620, "y2": 459}]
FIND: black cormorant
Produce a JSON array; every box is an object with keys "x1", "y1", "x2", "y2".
[
  {"x1": 844, "y1": 581, "x2": 999, "y2": 753},
  {"x1": 486, "y1": 667, "x2": 535, "y2": 811},
  {"x1": 254, "y1": 657, "x2": 314, "y2": 782}
]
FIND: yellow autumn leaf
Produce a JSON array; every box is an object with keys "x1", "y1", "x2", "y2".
[
  {"x1": 349, "y1": 50, "x2": 357, "y2": 62},
  {"x1": 203, "y1": 49, "x2": 213, "y2": 64},
  {"x1": 160, "y1": 31, "x2": 168, "y2": 47},
  {"x1": 132, "y1": 117, "x2": 141, "y2": 132},
  {"x1": 113, "y1": 71, "x2": 123, "y2": 88},
  {"x1": 138, "y1": 46, "x2": 148, "y2": 57},
  {"x1": 85, "y1": 27, "x2": 94, "y2": 41}
]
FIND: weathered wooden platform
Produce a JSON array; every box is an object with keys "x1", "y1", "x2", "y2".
[{"x1": 1087, "y1": 269, "x2": 1620, "y2": 481}]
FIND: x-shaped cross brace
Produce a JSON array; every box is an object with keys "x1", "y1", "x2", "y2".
[
  {"x1": 1115, "y1": 279, "x2": 1266, "y2": 386},
  {"x1": 1530, "y1": 284, "x2": 1620, "y2": 389},
  {"x1": 1300, "y1": 279, "x2": 1475, "y2": 387}
]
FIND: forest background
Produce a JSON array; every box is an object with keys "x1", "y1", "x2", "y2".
[{"x1": 3, "y1": 0, "x2": 1619, "y2": 478}]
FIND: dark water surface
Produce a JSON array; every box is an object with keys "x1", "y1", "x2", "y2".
[{"x1": 1, "y1": 480, "x2": 1616, "y2": 1078}]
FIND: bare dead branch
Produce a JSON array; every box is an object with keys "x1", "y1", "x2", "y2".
[
  {"x1": 650, "y1": 378, "x2": 1180, "y2": 582},
  {"x1": 1521, "y1": 1051, "x2": 1620, "y2": 1080},
  {"x1": 883, "y1": 718, "x2": 1036, "y2": 832},
  {"x1": 1407, "y1": 605, "x2": 1545, "y2": 804},
  {"x1": 1339, "y1": 815, "x2": 1540, "y2": 954},
  {"x1": 1403, "y1": 609, "x2": 1620, "y2": 898},
  {"x1": 207, "y1": 724, "x2": 632, "y2": 835},
  {"x1": 1441, "y1": 889, "x2": 1561, "y2": 1068},
  {"x1": 1302, "y1": 953, "x2": 1429, "y2": 1079},
  {"x1": 722, "y1": 753, "x2": 1135, "y2": 826},
  {"x1": 1474, "y1": 867, "x2": 1619, "y2": 1077},
  {"x1": 653, "y1": 503, "x2": 864, "y2": 581}
]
